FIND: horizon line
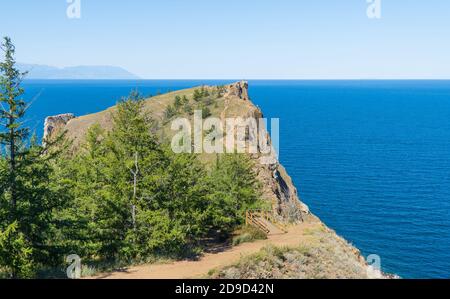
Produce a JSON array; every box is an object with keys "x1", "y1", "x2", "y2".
[{"x1": 21, "y1": 78, "x2": 450, "y2": 81}]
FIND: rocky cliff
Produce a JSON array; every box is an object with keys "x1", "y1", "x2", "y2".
[
  {"x1": 43, "y1": 113, "x2": 75, "y2": 142},
  {"x1": 44, "y1": 82, "x2": 386, "y2": 278},
  {"x1": 219, "y1": 82, "x2": 309, "y2": 220}
]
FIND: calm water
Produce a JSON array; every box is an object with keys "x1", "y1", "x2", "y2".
[{"x1": 23, "y1": 80, "x2": 450, "y2": 278}]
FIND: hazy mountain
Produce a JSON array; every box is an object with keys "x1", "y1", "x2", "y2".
[{"x1": 18, "y1": 63, "x2": 140, "y2": 79}]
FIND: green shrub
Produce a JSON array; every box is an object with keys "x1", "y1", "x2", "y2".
[
  {"x1": 202, "y1": 106, "x2": 211, "y2": 119},
  {"x1": 193, "y1": 89, "x2": 202, "y2": 101},
  {"x1": 174, "y1": 95, "x2": 183, "y2": 110},
  {"x1": 203, "y1": 97, "x2": 215, "y2": 106},
  {"x1": 183, "y1": 103, "x2": 194, "y2": 115},
  {"x1": 165, "y1": 105, "x2": 177, "y2": 119},
  {"x1": 193, "y1": 87, "x2": 210, "y2": 102}
]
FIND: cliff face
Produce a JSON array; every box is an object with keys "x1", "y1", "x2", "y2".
[
  {"x1": 219, "y1": 82, "x2": 309, "y2": 221},
  {"x1": 43, "y1": 113, "x2": 75, "y2": 142}
]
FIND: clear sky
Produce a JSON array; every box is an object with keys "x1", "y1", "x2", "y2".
[{"x1": 1, "y1": 0, "x2": 449, "y2": 79}]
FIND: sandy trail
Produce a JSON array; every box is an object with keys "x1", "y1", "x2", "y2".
[{"x1": 92, "y1": 222, "x2": 316, "y2": 279}]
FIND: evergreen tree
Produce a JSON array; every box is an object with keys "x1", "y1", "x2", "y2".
[
  {"x1": 193, "y1": 89, "x2": 202, "y2": 102},
  {"x1": 60, "y1": 94, "x2": 176, "y2": 261},
  {"x1": 206, "y1": 154, "x2": 262, "y2": 233},
  {"x1": 0, "y1": 37, "x2": 66, "y2": 277},
  {"x1": 164, "y1": 105, "x2": 177, "y2": 119},
  {"x1": 0, "y1": 37, "x2": 28, "y2": 217},
  {"x1": 0, "y1": 37, "x2": 34, "y2": 278},
  {"x1": 0, "y1": 222, "x2": 33, "y2": 278},
  {"x1": 174, "y1": 95, "x2": 183, "y2": 110},
  {"x1": 202, "y1": 106, "x2": 211, "y2": 119}
]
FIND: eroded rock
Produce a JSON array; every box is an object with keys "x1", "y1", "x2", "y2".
[{"x1": 43, "y1": 113, "x2": 75, "y2": 141}]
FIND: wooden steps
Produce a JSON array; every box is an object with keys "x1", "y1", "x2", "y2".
[{"x1": 245, "y1": 209, "x2": 288, "y2": 235}]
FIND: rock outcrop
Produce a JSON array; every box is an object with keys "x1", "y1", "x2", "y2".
[
  {"x1": 224, "y1": 81, "x2": 249, "y2": 101},
  {"x1": 43, "y1": 113, "x2": 75, "y2": 141}
]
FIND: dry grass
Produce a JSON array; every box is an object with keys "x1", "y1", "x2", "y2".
[
  {"x1": 232, "y1": 226, "x2": 268, "y2": 246},
  {"x1": 63, "y1": 85, "x2": 227, "y2": 166},
  {"x1": 209, "y1": 221, "x2": 369, "y2": 279}
]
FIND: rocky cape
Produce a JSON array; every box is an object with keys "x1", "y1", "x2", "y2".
[{"x1": 44, "y1": 81, "x2": 387, "y2": 278}]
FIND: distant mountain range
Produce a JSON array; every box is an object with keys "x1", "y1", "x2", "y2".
[{"x1": 18, "y1": 63, "x2": 140, "y2": 79}]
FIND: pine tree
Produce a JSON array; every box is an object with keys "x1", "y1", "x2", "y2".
[
  {"x1": 174, "y1": 95, "x2": 183, "y2": 110},
  {"x1": 0, "y1": 37, "x2": 28, "y2": 217},
  {"x1": 59, "y1": 93, "x2": 220, "y2": 261},
  {"x1": 0, "y1": 37, "x2": 33, "y2": 278},
  {"x1": 61, "y1": 93, "x2": 171, "y2": 260},
  {"x1": 0, "y1": 222, "x2": 33, "y2": 278},
  {"x1": 206, "y1": 154, "x2": 262, "y2": 233},
  {"x1": 0, "y1": 37, "x2": 66, "y2": 277},
  {"x1": 193, "y1": 89, "x2": 202, "y2": 102}
]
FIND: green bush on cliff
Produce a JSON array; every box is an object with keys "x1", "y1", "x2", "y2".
[
  {"x1": 174, "y1": 95, "x2": 183, "y2": 110},
  {"x1": 202, "y1": 106, "x2": 212, "y2": 119},
  {"x1": 183, "y1": 103, "x2": 194, "y2": 115},
  {"x1": 193, "y1": 89, "x2": 201, "y2": 101},
  {"x1": 164, "y1": 104, "x2": 177, "y2": 119},
  {"x1": 193, "y1": 87, "x2": 211, "y2": 102}
]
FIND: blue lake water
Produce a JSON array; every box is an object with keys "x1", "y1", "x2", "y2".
[{"x1": 22, "y1": 79, "x2": 450, "y2": 278}]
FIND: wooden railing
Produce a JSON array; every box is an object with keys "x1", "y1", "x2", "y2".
[
  {"x1": 245, "y1": 209, "x2": 288, "y2": 234},
  {"x1": 265, "y1": 212, "x2": 288, "y2": 233},
  {"x1": 246, "y1": 210, "x2": 270, "y2": 234}
]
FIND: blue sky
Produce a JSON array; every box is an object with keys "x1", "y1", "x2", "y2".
[{"x1": 1, "y1": 0, "x2": 449, "y2": 79}]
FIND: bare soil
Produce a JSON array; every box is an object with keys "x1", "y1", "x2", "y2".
[{"x1": 90, "y1": 221, "x2": 319, "y2": 279}]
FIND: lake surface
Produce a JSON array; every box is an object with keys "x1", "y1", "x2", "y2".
[{"x1": 23, "y1": 79, "x2": 450, "y2": 278}]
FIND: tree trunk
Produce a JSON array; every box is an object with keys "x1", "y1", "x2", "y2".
[
  {"x1": 9, "y1": 112, "x2": 16, "y2": 213},
  {"x1": 131, "y1": 152, "x2": 139, "y2": 230}
]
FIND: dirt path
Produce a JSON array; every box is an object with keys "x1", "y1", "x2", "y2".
[{"x1": 92, "y1": 222, "x2": 317, "y2": 279}]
